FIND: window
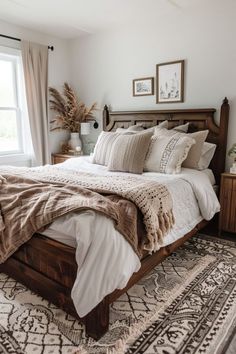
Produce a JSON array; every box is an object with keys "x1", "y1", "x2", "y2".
[{"x1": 0, "y1": 46, "x2": 25, "y2": 156}]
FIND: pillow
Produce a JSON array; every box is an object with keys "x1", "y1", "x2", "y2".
[
  {"x1": 144, "y1": 134, "x2": 195, "y2": 174},
  {"x1": 182, "y1": 130, "x2": 209, "y2": 169},
  {"x1": 158, "y1": 120, "x2": 169, "y2": 129},
  {"x1": 116, "y1": 120, "x2": 187, "y2": 134},
  {"x1": 157, "y1": 120, "x2": 189, "y2": 131},
  {"x1": 198, "y1": 142, "x2": 217, "y2": 170},
  {"x1": 153, "y1": 127, "x2": 209, "y2": 169},
  {"x1": 172, "y1": 122, "x2": 189, "y2": 132},
  {"x1": 93, "y1": 131, "x2": 121, "y2": 166},
  {"x1": 154, "y1": 122, "x2": 189, "y2": 136},
  {"x1": 115, "y1": 121, "x2": 168, "y2": 133},
  {"x1": 141, "y1": 120, "x2": 169, "y2": 134},
  {"x1": 140, "y1": 120, "x2": 169, "y2": 134},
  {"x1": 108, "y1": 131, "x2": 153, "y2": 174},
  {"x1": 116, "y1": 124, "x2": 144, "y2": 133}
]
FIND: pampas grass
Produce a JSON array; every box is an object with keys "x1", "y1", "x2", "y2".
[{"x1": 49, "y1": 83, "x2": 96, "y2": 132}]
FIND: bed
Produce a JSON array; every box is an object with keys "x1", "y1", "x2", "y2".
[{"x1": 0, "y1": 98, "x2": 229, "y2": 340}]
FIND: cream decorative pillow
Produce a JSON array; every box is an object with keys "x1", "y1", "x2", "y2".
[
  {"x1": 108, "y1": 131, "x2": 153, "y2": 174},
  {"x1": 153, "y1": 127, "x2": 209, "y2": 169},
  {"x1": 93, "y1": 131, "x2": 121, "y2": 166},
  {"x1": 144, "y1": 135, "x2": 195, "y2": 174}
]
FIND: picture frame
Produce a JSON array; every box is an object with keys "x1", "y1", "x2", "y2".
[
  {"x1": 133, "y1": 77, "x2": 154, "y2": 96},
  {"x1": 156, "y1": 60, "x2": 184, "y2": 103}
]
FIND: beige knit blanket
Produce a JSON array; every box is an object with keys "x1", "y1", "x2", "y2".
[{"x1": 0, "y1": 166, "x2": 174, "y2": 262}]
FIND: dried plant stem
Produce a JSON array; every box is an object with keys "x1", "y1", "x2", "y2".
[{"x1": 49, "y1": 83, "x2": 97, "y2": 132}]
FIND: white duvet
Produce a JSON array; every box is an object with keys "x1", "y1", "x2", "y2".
[{"x1": 41, "y1": 156, "x2": 220, "y2": 317}]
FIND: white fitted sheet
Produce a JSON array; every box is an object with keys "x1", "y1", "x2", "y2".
[{"x1": 41, "y1": 156, "x2": 220, "y2": 316}]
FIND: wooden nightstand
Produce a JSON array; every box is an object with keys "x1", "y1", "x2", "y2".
[
  {"x1": 51, "y1": 153, "x2": 75, "y2": 164},
  {"x1": 219, "y1": 173, "x2": 236, "y2": 234}
]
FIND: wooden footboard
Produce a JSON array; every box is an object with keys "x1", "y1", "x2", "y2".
[{"x1": 0, "y1": 220, "x2": 208, "y2": 340}]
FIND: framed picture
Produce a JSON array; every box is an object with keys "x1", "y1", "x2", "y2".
[
  {"x1": 156, "y1": 60, "x2": 184, "y2": 103},
  {"x1": 133, "y1": 77, "x2": 154, "y2": 96}
]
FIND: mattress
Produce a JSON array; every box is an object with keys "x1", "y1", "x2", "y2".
[{"x1": 41, "y1": 156, "x2": 220, "y2": 316}]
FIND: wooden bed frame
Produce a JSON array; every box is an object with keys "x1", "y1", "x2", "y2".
[{"x1": 0, "y1": 98, "x2": 229, "y2": 340}]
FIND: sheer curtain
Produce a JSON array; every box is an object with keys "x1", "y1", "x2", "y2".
[{"x1": 21, "y1": 40, "x2": 50, "y2": 166}]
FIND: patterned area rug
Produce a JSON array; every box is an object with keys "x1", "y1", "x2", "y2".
[{"x1": 0, "y1": 234, "x2": 235, "y2": 354}]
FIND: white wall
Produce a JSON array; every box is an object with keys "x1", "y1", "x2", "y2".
[
  {"x1": 0, "y1": 19, "x2": 70, "y2": 165},
  {"x1": 68, "y1": 2, "x2": 236, "y2": 170}
]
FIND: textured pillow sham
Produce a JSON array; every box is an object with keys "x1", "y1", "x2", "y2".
[
  {"x1": 144, "y1": 134, "x2": 195, "y2": 174},
  {"x1": 92, "y1": 131, "x2": 121, "y2": 166},
  {"x1": 108, "y1": 131, "x2": 153, "y2": 174},
  {"x1": 153, "y1": 127, "x2": 209, "y2": 169},
  {"x1": 198, "y1": 142, "x2": 216, "y2": 170}
]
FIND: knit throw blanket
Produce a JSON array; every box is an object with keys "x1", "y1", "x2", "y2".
[{"x1": 0, "y1": 166, "x2": 174, "y2": 262}]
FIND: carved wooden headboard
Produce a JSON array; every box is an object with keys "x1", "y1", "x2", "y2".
[{"x1": 103, "y1": 98, "x2": 230, "y2": 185}]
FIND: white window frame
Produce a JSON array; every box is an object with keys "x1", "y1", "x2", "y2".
[{"x1": 0, "y1": 46, "x2": 24, "y2": 156}]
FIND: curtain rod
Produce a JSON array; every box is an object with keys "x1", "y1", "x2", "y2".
[{"x1": 0, "y1": 34, "x2": 54, "y2": 51}]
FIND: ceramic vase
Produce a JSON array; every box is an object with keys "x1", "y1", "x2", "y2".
[{"x1": 68, "y1": 132, "x2": 82, "y2": 150}]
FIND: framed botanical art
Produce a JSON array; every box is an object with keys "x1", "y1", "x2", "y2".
[
  {"x1": 133, "y1": 77, "x2": 154, "y2": 96},
  {"x1": 156, "y1": 60, "x2": 184, "y2": 103}
]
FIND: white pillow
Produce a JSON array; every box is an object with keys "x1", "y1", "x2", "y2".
[
  {"x1": 198, "y1": 142, "x2": 216, "y2": 170},
  {"x1": 144, "y1": 134, "x2": 195, "y2": 174}
]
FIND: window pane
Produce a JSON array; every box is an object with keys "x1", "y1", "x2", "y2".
[
  {"x1": 0, "y1": 59, "x2": 15, "y2": 106},
  {"x1": 0, "y1": 110, "x2": 19, "y2": 152}
]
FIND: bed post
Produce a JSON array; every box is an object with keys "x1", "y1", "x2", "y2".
[
  {"x1": 103, "y1": 105, "x2": 109, "y2": 131},
  {"x1": 217, "y1": 97, "x2": 229, "y2": 185},
  {"x1": 85, "y1": 297, "x2": 109, "y2": 340}
]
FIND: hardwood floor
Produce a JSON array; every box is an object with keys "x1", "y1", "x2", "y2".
[{"x1": 202, "y1": 214, "x2": 236, "y2": 242}]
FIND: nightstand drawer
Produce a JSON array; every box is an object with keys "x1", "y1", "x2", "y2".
[
  {"x1": 219, "y1": 173, "x2": 236, "y2": 233},
  {"x1": 52, "y1": 153, "x2": 74, "y2": 164}
]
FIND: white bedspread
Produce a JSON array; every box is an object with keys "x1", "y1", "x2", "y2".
[{"x1": 41, "y1": 156, "x2": 220, "y2": 317}]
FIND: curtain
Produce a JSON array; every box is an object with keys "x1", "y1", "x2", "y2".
[{"x1": 21, "y1": 40, "x2": 50, "y2": 166}]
